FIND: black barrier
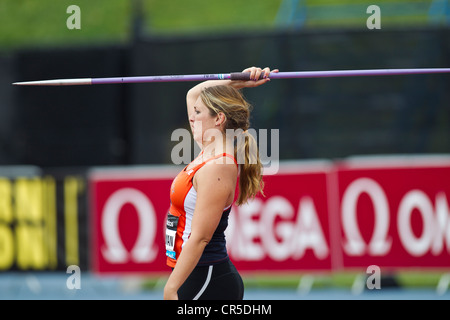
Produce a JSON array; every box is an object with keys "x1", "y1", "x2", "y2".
[
  {"x1": 0, "y1": 167, "x2": 88, "y2": 271},
  {"x1": 129, "y1": 28, "x2": 450, "y2": 163},
  {"x1": 11, "y1": 46, "x2": 129, "y2": 167},
  {"x1": 0, "y1": 54, "x2": 17, "y2": 164},
  {"x1": 4, "y1": 28, "x2": 450, "y2": 167}
]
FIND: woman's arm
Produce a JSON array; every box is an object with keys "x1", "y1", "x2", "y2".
[
  {"x1": 186, "y1": 67, "x2": 278, "y2": 119},
  {"x1": 163, "y1": 162, "x2": 237, "y2": 300}
]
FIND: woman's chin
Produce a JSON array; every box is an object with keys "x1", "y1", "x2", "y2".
[{"x1": 192, "y1": 135, "x2": 202, "y2": 145}]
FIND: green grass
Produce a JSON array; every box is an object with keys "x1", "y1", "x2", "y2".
[
  {"x1": 144, "y1": 0, "x2": 282, "y2": 34},
  {"x1": 241, "y1": 271, "x2": 447, "y2": 289},
  {"x1": 0, "y1": 0, "x2": 438, "y2": 51},
  {"x1": 0, "y1": 0, "x2": 131, "y2": 49},
  {"x1": 141, "y1": 270, "x2": 448, "y2": 291},
  {"x1": 0, "y1": 0, "x2": 282, "y2": 50}
]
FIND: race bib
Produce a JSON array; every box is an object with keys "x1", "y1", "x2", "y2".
[{"x1": 165, "y1": 213, "x2": 179, "y2": 260}]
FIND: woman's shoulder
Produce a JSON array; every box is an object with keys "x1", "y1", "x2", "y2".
[
  {"x1": 198, "y1": 156, "x2": 237, "y2": 178},
  {"x1": 203, "y1": 156, "x2": 237, "y2": 172}
]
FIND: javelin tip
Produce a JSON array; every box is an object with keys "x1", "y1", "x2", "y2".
[{"x1": 13, "y1": 78, "x2": 92, "y2": 86}]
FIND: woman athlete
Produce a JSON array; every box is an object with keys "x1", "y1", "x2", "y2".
[{"x1": 163, "y1": 66, "x2": 278, "y2": 300}]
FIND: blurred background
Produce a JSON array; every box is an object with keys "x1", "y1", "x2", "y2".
[{"x1": 0, "y1": 0, "x2": 449, "y2": 300}]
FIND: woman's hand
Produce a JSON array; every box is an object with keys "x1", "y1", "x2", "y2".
[
  {"x1": 163, "y1": 283, "x2": 179, "y2": 300},
  {"x1": 230, "y1": 66, "x2": 279, "y2": 89}
]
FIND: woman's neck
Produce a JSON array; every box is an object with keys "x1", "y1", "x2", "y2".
[{"x1": 201, "y1": 137, "x2": 234, "y2": 158}]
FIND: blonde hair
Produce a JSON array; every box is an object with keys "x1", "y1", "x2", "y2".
[{"x1": 200, "y1": 85, "x2": 264, "y2": 205}]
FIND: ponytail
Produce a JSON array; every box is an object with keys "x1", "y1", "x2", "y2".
[
  {"x1": 200, "y1": 85, "x2": 265, "y2": 205},
  {"x1": 235, "y1": 130, "x2": 264, "y2": 205}
]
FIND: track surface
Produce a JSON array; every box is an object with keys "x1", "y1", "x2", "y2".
[{"x1": 0, "y1": 272, "x2": 448, "y2": 300}]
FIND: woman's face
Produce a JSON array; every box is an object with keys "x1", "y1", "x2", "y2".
[{"x1": 190, "y1": 97, "x2": 221, "y2": 146}]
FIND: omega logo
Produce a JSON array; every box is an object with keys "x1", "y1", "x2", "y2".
[{"x1": 101, "y1": 188, "x2": 158, "y2": 263}]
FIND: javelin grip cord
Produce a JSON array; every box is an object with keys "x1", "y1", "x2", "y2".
[{"x1": 229, "y1": 72, "x2": 266, "y2": 81}]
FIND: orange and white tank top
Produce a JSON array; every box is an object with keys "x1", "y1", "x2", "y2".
[{"x1": 165, "y1": 152, "x2": 238, "y2": 268}]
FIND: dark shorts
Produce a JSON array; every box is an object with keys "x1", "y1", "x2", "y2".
[{"x1": 177, "y1": 259, "x2": 244, "y2": 300}]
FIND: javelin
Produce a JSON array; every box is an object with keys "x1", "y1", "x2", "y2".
[{"x1": 12, "y1": 68, "x2": 450, "y2": 86}]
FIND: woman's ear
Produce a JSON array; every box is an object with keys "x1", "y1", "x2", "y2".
[{"x1": 215, "y1": 112, "x2": 226, "y2": 126}]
